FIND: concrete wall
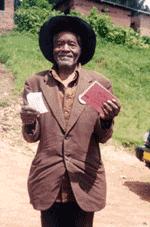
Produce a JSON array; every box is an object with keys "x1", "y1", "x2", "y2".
[{"x1": 0, "y1": 0, "x2": 14, "y2": 32}]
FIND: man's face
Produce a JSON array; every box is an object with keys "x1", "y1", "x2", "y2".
[{"x1": 53, "y1": 31, "x2": 81, "y2": 68}]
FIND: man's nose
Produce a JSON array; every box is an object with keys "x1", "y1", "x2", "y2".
[{"x1": 62, "y1": 44, "x2": 70, "y2": 51}]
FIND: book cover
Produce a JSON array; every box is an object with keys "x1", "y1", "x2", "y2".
[{"x1": 78, "y1": 81, "x2": 116, "y2": 113}]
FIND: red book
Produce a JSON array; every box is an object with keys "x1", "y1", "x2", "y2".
[{"x1": 78, "y1": 81, "x2": 116, "y2": 113}]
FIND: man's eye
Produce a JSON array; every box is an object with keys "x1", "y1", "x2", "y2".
[
  {"x1": 57, "y1": 42, "x2": 63, "y2": 47},
  {"x1": 69, "y1": 42, "x2": 77, "y2": 47}
]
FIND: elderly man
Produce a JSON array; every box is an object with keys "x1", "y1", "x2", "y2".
[{"x1": 20, "y1": 16, "x2": 120, "y2": 227}]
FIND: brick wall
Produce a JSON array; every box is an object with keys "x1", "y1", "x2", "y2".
[
  {"x1": 73, "y1": 0, "x2": 131, "y2": 28},
  {"x1": 140, "y1": 14, "x2": 150, "y2": 36},
  {"x1": 104, "y1": 5, "x2": 131, "y2": 28},
  {"x1": 0, "y1": 0, "x2": 14, "y2": 32},
  {"x1": 56, "y1": 0, "x2": 150, "y2": 36}
]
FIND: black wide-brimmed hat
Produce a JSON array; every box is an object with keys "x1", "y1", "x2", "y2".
[{"x1": 39, "y1": 15, "x2": 96, "y2": 65}]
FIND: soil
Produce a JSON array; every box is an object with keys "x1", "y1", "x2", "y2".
[{"x1": 0, "y1": 64, "x2": 150, "y2": 227}]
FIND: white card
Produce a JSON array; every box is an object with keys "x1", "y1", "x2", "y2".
[{"x1": 27, "y1": 92, "x2": 48, "y2": 114}]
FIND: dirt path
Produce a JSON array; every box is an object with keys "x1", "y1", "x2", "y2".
[{"x1": 0, "y1": 64, "x2": 150, "y2": 227}]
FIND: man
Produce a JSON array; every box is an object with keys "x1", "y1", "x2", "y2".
[{"x1": 20, "y1": 16, "x2": 121, "y2": 227}]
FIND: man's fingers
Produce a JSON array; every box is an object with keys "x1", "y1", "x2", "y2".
[
  {"x1": 20, "y1": 105, "x2": 40, "y2": 125},
  {"x1": 103, "y1": 101, "x2": 113, "y2": 112},
  {"x1": 100, "y1": 99, "x2": 121, "y2": 120},
  {"x1": 111, "y1": 99, "x2": 121, "y2": 110},
  {"x1": 21, "y1": 105, "x2": 38, "y2": 113},
  {"x1": 104, "y1": 100, "x2": 121, "y2": 114}
]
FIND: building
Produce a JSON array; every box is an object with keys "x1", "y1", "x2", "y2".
[
  {"x1": 54, "y1": 0, "x2": 150, "y2": 36},
  {"x1": 0, "y1": 0, "x2": 14, "y2": 32}
]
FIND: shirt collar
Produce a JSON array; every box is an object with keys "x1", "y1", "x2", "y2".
[{"x1": 48, "y1": 64, "x2": 81, "y2": 86}]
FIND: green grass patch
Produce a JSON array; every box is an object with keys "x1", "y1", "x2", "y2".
[
  {"x1": 87, "y1": 39, "x2": 150, "y2": 145},
  {"x1": 0, "y1": 32, "x2": 149, "y2": 146},
  {"x1": 0, "y1": 31, "x2": 50, "y2": 94},
  {"x1": 0, "y1": 100, "x2": 9, "y2": 108}
]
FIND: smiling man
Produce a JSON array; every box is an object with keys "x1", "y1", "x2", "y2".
[
  {"x1": 53, "y1": 31, "x2": 81, "y2": 68},
  {"x1": 20, "y1": 16, "x2": 121, "y2": 227}
]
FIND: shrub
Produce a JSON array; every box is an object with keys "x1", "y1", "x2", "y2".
[
  {"x1": 86, "y1": 8, "x2": 150, "y2": 48},
  {"x1": 19, "y1": 0, "x2": 51, "y2": 8},
  {"x1": 14, "y1": 5, "x2": 150, "y2": 48},
  {"x1": 14, "y1": 0, "x2": 63, "y2": 33},
  {"x1": 106, "y1": 27, "x2": 126, "y2": 44},
  {"x1": 142, "y1": 35, "x2": 150, "y2": 45},
  {"x1": 86, "y1": 8, "x2": 112, "y2": 38},
  {"x1": 15, "y1": 6, "x2": 62, "y2": 33},
  {"x1": 124, "y1": 28, "x2": 149, "y2": 48}
]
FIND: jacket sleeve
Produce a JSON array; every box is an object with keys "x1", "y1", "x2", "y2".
[
  {"x1": 21, "y1": 79, "x2": 41, "y2": 143},
  {"x1": 94, "y1": 118, "x2": 113, "y2": 143}
]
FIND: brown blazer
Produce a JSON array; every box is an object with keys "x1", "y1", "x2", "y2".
[{"x1": 22, "y1": 68, "x2": 113, "y2": 212}]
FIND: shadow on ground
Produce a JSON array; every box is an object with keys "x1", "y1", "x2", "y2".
[{"x1": 124, "y1": 181, "x2": 150, "y2": 202}]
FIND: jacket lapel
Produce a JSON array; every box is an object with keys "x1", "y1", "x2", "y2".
[
  {"x1": 40, "y1": 74, "x2": 66, "y2": 132},
  {"x1": 40, "y1": 69, "x2": 94, "y2": 134},
  {"x1": 66, "y1": 69, "x2": 94, "y2": 133}
]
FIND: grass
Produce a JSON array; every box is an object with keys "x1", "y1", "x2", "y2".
[
  {"x1": 87, "y1": 39, "x2": 150, "y2": 145},
  {"x1": 0, "y1": 31, "x2": 50, "y2": 94},
  {"x1": 0, "y1": 100, "x2": 9, "y2": 108},
  {"x1": 0, "y1": 31, "x2": 149, "y2": 146}
]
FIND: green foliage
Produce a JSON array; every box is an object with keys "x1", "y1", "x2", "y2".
[
  {"x1": 15, "y1": 0, "x2": 62, "y2": 33},
  {"x1": 15, "y1": 5, "x2": 150, "y2": 48},
  {"x1": 142, "y1": 35, "x2": 150, "y2": 44},
  {"x1": 86, "y1": 38, "x2": 150, "y2": 145},
  {"x1": 106, "y1": 27, "x2": 126, "y2": 44},
  {"x1": 71, "y1": 8, "x2": 150, "y2": 48},
  {"x1": 86, "y1": 8, "x2": 112, "y2": 37},
  {"x1": 0, "y1": 100, "x2": 9, "y2": 108},
  {"x1": 15, "y1": 7, "x2": 49, "y2": 33},
  {"x1": 48, "y1": 0, "x2": 57, "y2": 5},
  {"x1": 19, "y1": 0, "x2": 51, "y2": 8},
  {"x1": 87, "y1": 8, "x2": 126, "y2": 43},
  {"x1": 86, "y1": 8, "x2": 150, "y2": 48},
  {"x1": 69, "y1": 10, "x2": 82, "y2": 17},
  {"x1": 0, "y1": 32, "x2": 50, "y2": 91}
]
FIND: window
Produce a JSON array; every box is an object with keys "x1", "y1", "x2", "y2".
[{"x1": 0, "y1": 0, "x2": 5, "y2": 10}]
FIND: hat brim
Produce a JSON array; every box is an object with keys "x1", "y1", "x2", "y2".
[{"x1": 39, "y1": 15, "x2": 96, "y2": 65}]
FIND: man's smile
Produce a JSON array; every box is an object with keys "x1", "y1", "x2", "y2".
[{"x1": 58, "y1": 54, "x2": 73, "y2": 59}]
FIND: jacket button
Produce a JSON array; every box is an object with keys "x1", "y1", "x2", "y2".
[{"x1": 65, "y1": 135, "x2": 71, "y2": 140}]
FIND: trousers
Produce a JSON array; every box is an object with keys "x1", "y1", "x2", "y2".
[{"x1": 41, "y1": 202, "x2": 94, "y2": 227}]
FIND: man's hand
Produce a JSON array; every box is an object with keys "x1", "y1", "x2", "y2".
[
  {"x1": 100, "y1": 99, "x2": 121, "y2": 120},
  {"x1": 20, "y1": 105, "x2": 40, "y2": 125}
]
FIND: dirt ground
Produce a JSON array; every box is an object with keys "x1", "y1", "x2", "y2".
[{"x1": 0, "y1": 64, "x2": 150, "y2": 227}]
